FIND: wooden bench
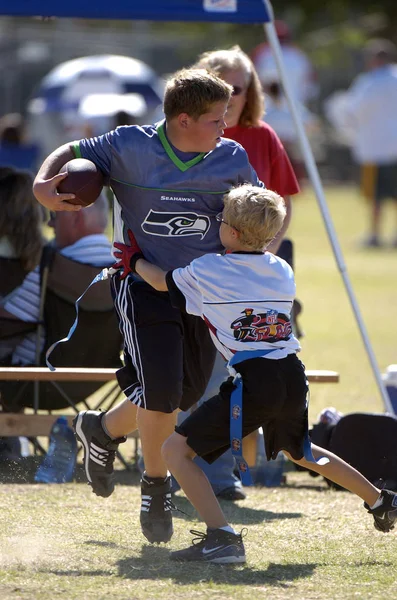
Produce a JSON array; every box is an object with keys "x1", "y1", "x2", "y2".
[{"x1": 0, "y1": 367, "x2": 339, "y2": 437}]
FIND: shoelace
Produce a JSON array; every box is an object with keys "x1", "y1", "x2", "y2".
[
  {"x1": 140, "y1": 490, "x2": 191, "y2": 518},
  {"x1": 165, "y1": 496, "x2": 190, "y2": 517},
  {"x1": 190, "y1": 530, "x2": 209, "y2": 547},
  {"x1": 188, "y1": 527, "x2": 247, "y2": 546}
]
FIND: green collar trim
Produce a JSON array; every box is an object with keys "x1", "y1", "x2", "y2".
[
  {"x1": 72, "y1": 143, "x2": 82, "y2": 158},
  {"x1": 157, "y1": 122, "x2": 206, "y2": 172}
]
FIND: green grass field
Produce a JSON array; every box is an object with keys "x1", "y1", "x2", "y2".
[
  {"x1": 289, "y1": 184, "x2": 397, "y2": 418},
  {"x1": 1, "y1": 185, "x2": 397, "y2": 599}
]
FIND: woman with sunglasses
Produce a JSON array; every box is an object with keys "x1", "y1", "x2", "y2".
[{"x1": 195, "y1": 45, "x2": 299, "y2": 254}]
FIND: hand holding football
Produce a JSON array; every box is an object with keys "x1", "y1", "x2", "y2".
[{"x1": 57, "y1": 158, "x2": 104, "y2": 207}]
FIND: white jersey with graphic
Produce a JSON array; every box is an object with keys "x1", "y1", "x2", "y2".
[{"x1": 171, "y1": 251, "x2": 300, "y2": 360}]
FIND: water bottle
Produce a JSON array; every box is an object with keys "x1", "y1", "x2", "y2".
[
  {"x1": 35, "y1": 416, "x2": 77, "y2": 483},
  {"x1": 252, "y1": 429, "x2": 286, "y2": 487}
]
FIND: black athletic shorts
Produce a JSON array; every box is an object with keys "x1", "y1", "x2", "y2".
[
  {"x1": 175, "y1": 353, "x2": 309, "y2": 463},
  {"x1": 111, "y1": 274, "x2": 216, "y2": 413}
]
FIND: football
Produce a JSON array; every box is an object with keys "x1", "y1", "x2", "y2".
[{"x1": 57, "y1": 158, "x2": 104, "y2": 207}]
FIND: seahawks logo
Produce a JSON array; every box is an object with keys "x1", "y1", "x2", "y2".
[{"x1": 141, "y1": 209, "x2": 211, "y2": 238}]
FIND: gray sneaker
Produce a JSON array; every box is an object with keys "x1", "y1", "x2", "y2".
[
  {"x1": 73, "y1": 410, "x2": 126, "y2": 498},
  {"x1": 365, "y1": 489, "x2": 397, "y2": 532},
  {"x1": 170, "y1": 528, "x2": 246, "y2": 563}
]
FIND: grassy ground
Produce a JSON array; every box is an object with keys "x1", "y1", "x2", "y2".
[
  {"x1": 2, "y1": 472, "x2": 397, "y2": 600},
  {"x1": 2, "y1": 185, "x2": 397, "y2": 599}
]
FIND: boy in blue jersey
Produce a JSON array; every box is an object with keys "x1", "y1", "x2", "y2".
[
  {"x1": 122, "y1": 183, "x2": 397, "y2": 563},
  {"x1": 33, "y1": 68, "x2": 263, "y2": 545}
]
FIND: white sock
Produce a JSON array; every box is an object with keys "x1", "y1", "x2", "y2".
[
  {"x1": 219, "y1": 525, "x2": 236, "y2": 535},
  {"x1": 101, "y1": 417, "x2": 117, "y2": 440},
  {"x1": 370, "y1": 494, "x2": 384, "y2": 510}
]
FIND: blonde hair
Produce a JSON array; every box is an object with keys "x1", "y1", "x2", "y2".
[
  {"x1": 194, "y1": 46, "x2": 264, "y2": 127},
  {"x1": 0, "y1": 167, "x2": 44, "y2": 270},
  {"x1": 163, "y1": 68, "x2": 232, "y2": 120},
  {"x1": 223, "y1": 185, "x2": 286, "y2": 250}
]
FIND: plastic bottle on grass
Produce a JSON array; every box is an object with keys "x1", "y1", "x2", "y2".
[{"x1": 34, "y1": 416, "x2": 77, "y2": 483}]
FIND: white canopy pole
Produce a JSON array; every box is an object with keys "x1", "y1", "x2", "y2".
[{"x1": 262, "y1": 0, "x2": 393, "y2": 413}]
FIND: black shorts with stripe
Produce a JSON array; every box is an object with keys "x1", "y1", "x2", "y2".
[
  {"x1": 111, "y1": 274, "x2": 216, "y2": 413},
  {"x1": 175, "y1": 353, "x2": 309, "y2": 463}
]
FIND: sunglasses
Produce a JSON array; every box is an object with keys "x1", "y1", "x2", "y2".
[
  {"x1": 215, "y1": 212, "x2": 240, "y2": 232},
  {"x1": 232, "y1": 85, "x2": 246, "y2": 96}
]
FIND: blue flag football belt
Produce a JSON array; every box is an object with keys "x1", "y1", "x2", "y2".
[{"x1": 227, "y1": 350, "x2": 329, "y2": 486}]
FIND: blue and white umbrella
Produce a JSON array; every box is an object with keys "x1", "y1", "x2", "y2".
[{"x1": 29, "y1": 54, "x2": 164, "y2": 114}]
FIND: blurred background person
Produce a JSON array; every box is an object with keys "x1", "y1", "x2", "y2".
[
  {"x1": 0, "y1": 192, "x2": 117, "y2": 462},
  {"x1": 0, "y1": 166, "x2": 45, "y2": 461},
  {"x1": 251, "y1": 20, "x2": 318, "y2": 107},
  {"x1": 0, "y1": 113, "x2": 40, "y2": 173},
  {"x1": 263, "y1": 80, "x2": 321, "y2": 185},
  {"x1": 325, "y1": 39, "x2": 397, "y2": 248},
  {"x1": 0, "y1": 166, "x2": 44, "y2": 303},
  {"x1": 1, "y1": 192, "x2": 112, "y2": 371}
]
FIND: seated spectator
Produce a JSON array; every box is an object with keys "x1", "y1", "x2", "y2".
[
  {"x1": 0, "y1": 166, "x2": 44, "y2": 280},
  {"x1": 0, "y1": 113, "x2": 40, "y2": 173},
  {"x1": 0, "y1": 167, "x2": 45, "y2": 459},
  {"x1": 1, "y1": 192, "x2": 113, "y2": 369},
  {"x1": 0, "y1": 193, "x2": 121, "y2": 427},
  {"x1": 0, "y1": 193, "x2": 121, "y2": 463},
  {"x1": 0, "y1": 166, "x2": 45, "y2": 362}
]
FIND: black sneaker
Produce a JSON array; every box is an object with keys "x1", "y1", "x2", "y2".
[
  {"x1": 73, "y1": 410, "x2": 126, "y2": 498},
  {"x1": 170, "y1": 528, "x2": 246, "y2": 563},
  {"x1": 140, "y1": 473, "x2": 175, "y2": 543},
  {"x1": 216, "y1": 486, "x2": 247, "y2": 501},
  {"x1": 365, "y1": 489, "x2": 397, "y2": 532}
]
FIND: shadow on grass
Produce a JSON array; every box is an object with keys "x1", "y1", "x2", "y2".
[
  {"x1": 283, "y1": 481, "x2": 338, "y2": 492},
  {"x1": 84, "y1": 540, "x2": 120, "y2": 548},
  {"x1": 165, "y1": 495, "x2": 302, "y2": 525},
  {"x1": 40, "y1": 568, "x2": 114, "y2": 577},
  {"x1": 117, "y1": 546, "x2": 316, "y2": 587}
]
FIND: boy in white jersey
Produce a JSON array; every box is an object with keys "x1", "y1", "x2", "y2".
[{"x1": 118, "y1": 183, "x2": 397, "y2": 563}]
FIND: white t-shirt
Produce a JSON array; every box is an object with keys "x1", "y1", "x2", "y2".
[
  {"x1": 171, "y1": 251, "x2": 300, "y2": 362},
  {"x1": 326, "y1": 65, "x2": 397, "y2": 163}
]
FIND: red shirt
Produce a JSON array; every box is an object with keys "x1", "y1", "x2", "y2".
[{"x1": 224, "y1": 121, "x2": 299, "y2": 197}]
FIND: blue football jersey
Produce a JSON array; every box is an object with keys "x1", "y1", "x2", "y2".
[{"x1": 74, "y1": 121, "x2": 263, "y2": 271}]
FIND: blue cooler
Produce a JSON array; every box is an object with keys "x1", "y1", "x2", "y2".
[{"x1": 383, "y1": 365, "x2": 397, "y2": 414}]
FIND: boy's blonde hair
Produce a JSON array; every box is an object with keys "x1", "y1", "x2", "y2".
[
  {"x1": 223, "y1": 185, "x2": 286, "y2": 250},
  {"x1": 194, "y1": 46, "x2": 264, "y2": 127},
  {"x1": 163, "y1": 68, "x2": 232, "y2": 120}
]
